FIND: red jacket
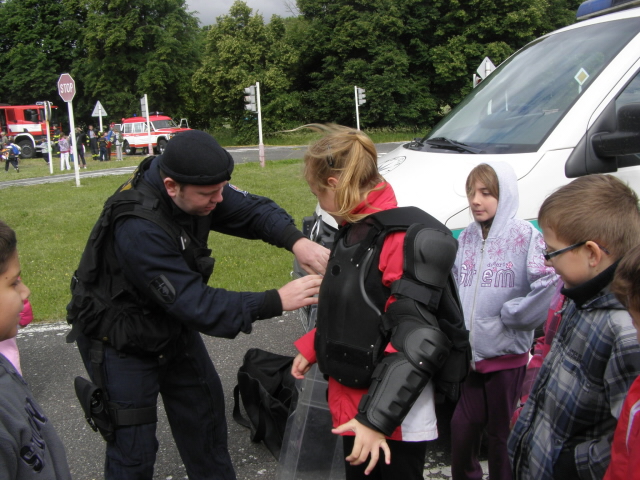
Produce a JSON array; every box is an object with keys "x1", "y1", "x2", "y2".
[
  {"x1": 295, "y1": 182, "x2": 438, "y2": 442},
  {"x1": 604, "y1": 375, "x2": 640, "y2": 480}
]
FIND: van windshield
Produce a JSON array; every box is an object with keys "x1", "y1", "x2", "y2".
[
  {"x1": 152, "y1": 119, "x2": 178, "y2": 129},
  {"x1": 427, "y1": 18, "x2": 640, "y2": 154}
]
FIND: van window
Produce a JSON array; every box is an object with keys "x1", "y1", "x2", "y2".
[
  {"x1": 426, "y1": 18, "x2": 640, "y2": 155},
  {"x1": 151, "y1": 119, "x2": 178, "y2": 129},
  {"x1": 123, "y1": 123, "x2": 132, "y2": 134},
  {"x1": 132, "y1": 123, "x2": 145, "y2": 133}
]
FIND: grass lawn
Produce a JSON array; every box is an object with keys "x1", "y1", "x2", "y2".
[
  {"x1": 2, "y1": 152, "x2": 145, "y2": 180},
  {"x1": 0, "y1": 158, "x2": 316, "y2": 322}
]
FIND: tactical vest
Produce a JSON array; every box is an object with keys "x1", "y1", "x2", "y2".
[
  {"x1": 315, "y1": 207, "x2": 470, "y2": 400},
  {"x1": 66, "y1": 157, "x2": 215, "y2": 355}
]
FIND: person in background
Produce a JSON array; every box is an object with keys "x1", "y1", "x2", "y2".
[
  {"x1": 4, "y1": 137, "x2": 20, "y2": 173},
  {"x1": 509, "y1": 281, "x2": 565, "y2": 428},
  {"x1": 58, "y1": 133, "x2": 71, "y2": 171},
  {"x1": 97, "y1": 131, "x2": 108, "y2": 162},
  {"x1": 88, "y1": 124, "x2": 98, "y2": 159},
  {"x1": 604, "y1": 244, "x2": 640, "y2": 480},
  {"x1": 0, "y1": 219, "x2": 73, "y2": 479},
  {"x1": 75, "y1": 127, "x2": 87, "y2": 169},
  {"x1": 115, "y1": 128, "x2": 123, "y2": 161},
  {"x1": 450, "y1": 162, "x2": 558, "y2": 480},
  {"x1": 40, "y1": 139, "x2": 51, "y2": 165},
  {"x1": 508, "y1": 174, "x2": 640, "y2": 479}
]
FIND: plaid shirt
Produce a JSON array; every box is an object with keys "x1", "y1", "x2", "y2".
[{"x1": 508, "y1": 289, "x2": 640, "y2": 479}]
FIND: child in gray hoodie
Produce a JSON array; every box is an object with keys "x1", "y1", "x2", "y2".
[{"x1": 450, "y1": 162, "x2": 558, "y2": 480}]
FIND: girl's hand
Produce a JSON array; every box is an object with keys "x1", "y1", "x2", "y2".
[
  {"x1": 291, "y1": 353, "x2": 312, "y2": 379},
  {"x1": 332, "y1": 419, "x2": 391, "y2": 475}
]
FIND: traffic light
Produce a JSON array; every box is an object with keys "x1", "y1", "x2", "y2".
[
  {"x1": 357, "y1": 87, "x2": 366, "y2": 106},
  {"x1": 244, "y1": 85, "x2": 257, "y2": 112}
]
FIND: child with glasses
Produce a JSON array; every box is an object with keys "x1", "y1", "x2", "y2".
[
  {"x1": 451, "y1": 162, "x2": 558, "y2": 480},
  {"x1": 509, "y1": 174, "x2": 640, "y2": 479}
]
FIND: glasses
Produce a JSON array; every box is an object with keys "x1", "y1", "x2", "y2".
[{"x1": 543, "y1": 241, "x2": 611, "y2": 261}]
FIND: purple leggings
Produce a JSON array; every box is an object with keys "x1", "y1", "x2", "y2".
[{"x1": 450, "y1": 367, "x2": 526, "y2": 480}]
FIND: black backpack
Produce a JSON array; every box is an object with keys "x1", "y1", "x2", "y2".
[{"x1": 232, "y1": 348, "x2": 298, "y2": 459}]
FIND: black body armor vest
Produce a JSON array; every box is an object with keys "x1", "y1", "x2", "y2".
[
  {"x1": 315, "y1": 215, "x2": 390, "y2": 388},
  {"x1": 315, "y1": 207, "x2": 471, "y2": 399},
  {"x1": 66, "y1": 157, "x2": 215, "y2": 354}
]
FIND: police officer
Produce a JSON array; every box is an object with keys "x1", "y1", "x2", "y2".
[{"x1": 67, "y1": 130, "x2": 326, "y2": 480}]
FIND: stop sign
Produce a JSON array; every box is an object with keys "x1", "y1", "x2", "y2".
[{"x1": 57, "y1": 73, "x2": 76, "y2": 102}]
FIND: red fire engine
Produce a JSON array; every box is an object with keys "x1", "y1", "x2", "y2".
[{"x1": 0, "y1": 103, "x2": 58, "y2": 158}]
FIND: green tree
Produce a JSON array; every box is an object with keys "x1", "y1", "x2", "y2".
[
  {"x1": 192, "y1": 1, "x2": 303, "y2": 142},
  {"x1": 74, "y1": 0, "x2": 203, "y2": 125},
  {"x1": 0, "y1": 0, "x2": 81, "y2": 105},
  {"x1": 296, "y1": 0, "x2": 583, "y2": 129}
]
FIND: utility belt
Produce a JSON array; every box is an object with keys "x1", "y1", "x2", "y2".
[{"x1": 74, "y1": 340, "x2": 157, "y2": 442}]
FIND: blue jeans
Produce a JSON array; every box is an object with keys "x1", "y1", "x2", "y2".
[{"x1": 77, "y1": 330, "x2": 236, "y2": 480}]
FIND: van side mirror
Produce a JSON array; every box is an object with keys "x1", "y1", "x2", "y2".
[{"x1": 592, "y1": 103, "x2": 640, "y2": 157}]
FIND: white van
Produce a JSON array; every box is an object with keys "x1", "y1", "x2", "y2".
[{"x1": 303, "y1": 0, "x2": 640, "y2": 246}]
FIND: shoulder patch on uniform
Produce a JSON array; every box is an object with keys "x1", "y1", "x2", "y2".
[
  {"x1": 149, "y1": 275, "x2": 176, "y2": 304},
  {"x1": 229, "y1": 184, "x2": 248, "y2": 196}
]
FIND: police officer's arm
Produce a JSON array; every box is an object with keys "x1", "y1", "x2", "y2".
[
  {"x1": 114, "y1": 217, "x2": 319, "y2": 338},
  {"x1": 211, "y1": 184, "x2": 329, "y2": 274}
]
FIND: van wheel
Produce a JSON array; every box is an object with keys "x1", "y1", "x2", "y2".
[
  {"x1": 157, "y1": 139, "x2": 167, "y2": 155},
  {"x1": 18, "y1": 140, "x2": 34, "y2": 158},
  {"x1": 124, "y1": 141, "x2": 136, "y2": 155}
]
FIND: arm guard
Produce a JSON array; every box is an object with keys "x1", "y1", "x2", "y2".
[
  {"x1": 355, "y1": 308, "x2": 451, "y2": 435},
  {"x1": 355, "y1": 226, "x2": 457, "y2": 435}
]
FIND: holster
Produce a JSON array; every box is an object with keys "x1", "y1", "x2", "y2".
[
  {"x1": 74, "y1": 376, "x2": 115, "y2": 442},
  {"x1": 74, "y1": 340, "x2": 158, "y2": 443}
]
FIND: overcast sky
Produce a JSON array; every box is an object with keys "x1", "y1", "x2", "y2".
[{"x1": 185, "y1": 0, "x2": 297, "y2": 26}]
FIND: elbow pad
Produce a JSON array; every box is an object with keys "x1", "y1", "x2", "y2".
[{"x1": 356, "y1": 322, "x2": 451, "y2": 436}]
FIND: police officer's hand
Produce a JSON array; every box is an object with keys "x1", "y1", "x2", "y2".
[
  {"x1": 278, "y1": 275, "x2": 322, "y2": 311},
  {"x1": 292, "y1": 238, "x2": 330, "y2": 275},
  {"x1": 333, "y1": 418, "x2": 391, "y2": 475}
]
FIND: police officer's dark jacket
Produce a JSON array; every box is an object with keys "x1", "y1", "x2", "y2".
[{"x1": 67, "y1": 156, "x2": 305, "y2": 355}]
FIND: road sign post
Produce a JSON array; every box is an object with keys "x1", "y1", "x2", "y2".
[
  {"x1": 91, "y1": 101, "x2": 108, "y2": 132},
  {"x1": 37, "y1": 100, "x2": 54, "y2": 175},
  {"x1": 355, "y1": 86, "x2": 366, "y2": 130},
  {"x1": 141, "y1": 94, "x2": 153, "y2": 155},
  {"x1": 57, "y1": 73, "x2": 80, "y2": 187},
  {"x1": 243, "y1": 83, "x2": 264, "y2": 167}
]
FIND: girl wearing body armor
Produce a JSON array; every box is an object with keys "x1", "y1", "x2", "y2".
[{"x1": 292, "y1": 125, "x2": 443, "y2": 480}]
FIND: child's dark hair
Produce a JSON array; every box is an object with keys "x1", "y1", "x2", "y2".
[
  {"x1": 611, "y1": 244, "x2": 640, "y2": 313},
  {"x1": 0, "y1": 219, "x2": 17, "y2": 274}
]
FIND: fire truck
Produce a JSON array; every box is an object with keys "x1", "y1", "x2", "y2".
[
  {"x1": 118, "y1": 113, "x2": 190, "y2": 155},
  {"x1": 0, "y1": 103, "x2": 58, "y2": 158}
]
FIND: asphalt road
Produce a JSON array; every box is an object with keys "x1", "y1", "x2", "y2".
[{"x1": 18, "y1": 314, "x2": 463, "y2": 480}]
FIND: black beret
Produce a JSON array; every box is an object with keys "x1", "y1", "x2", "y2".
[{"x1": 158, "y1": 130, "x2": 234, "y2": 185}]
